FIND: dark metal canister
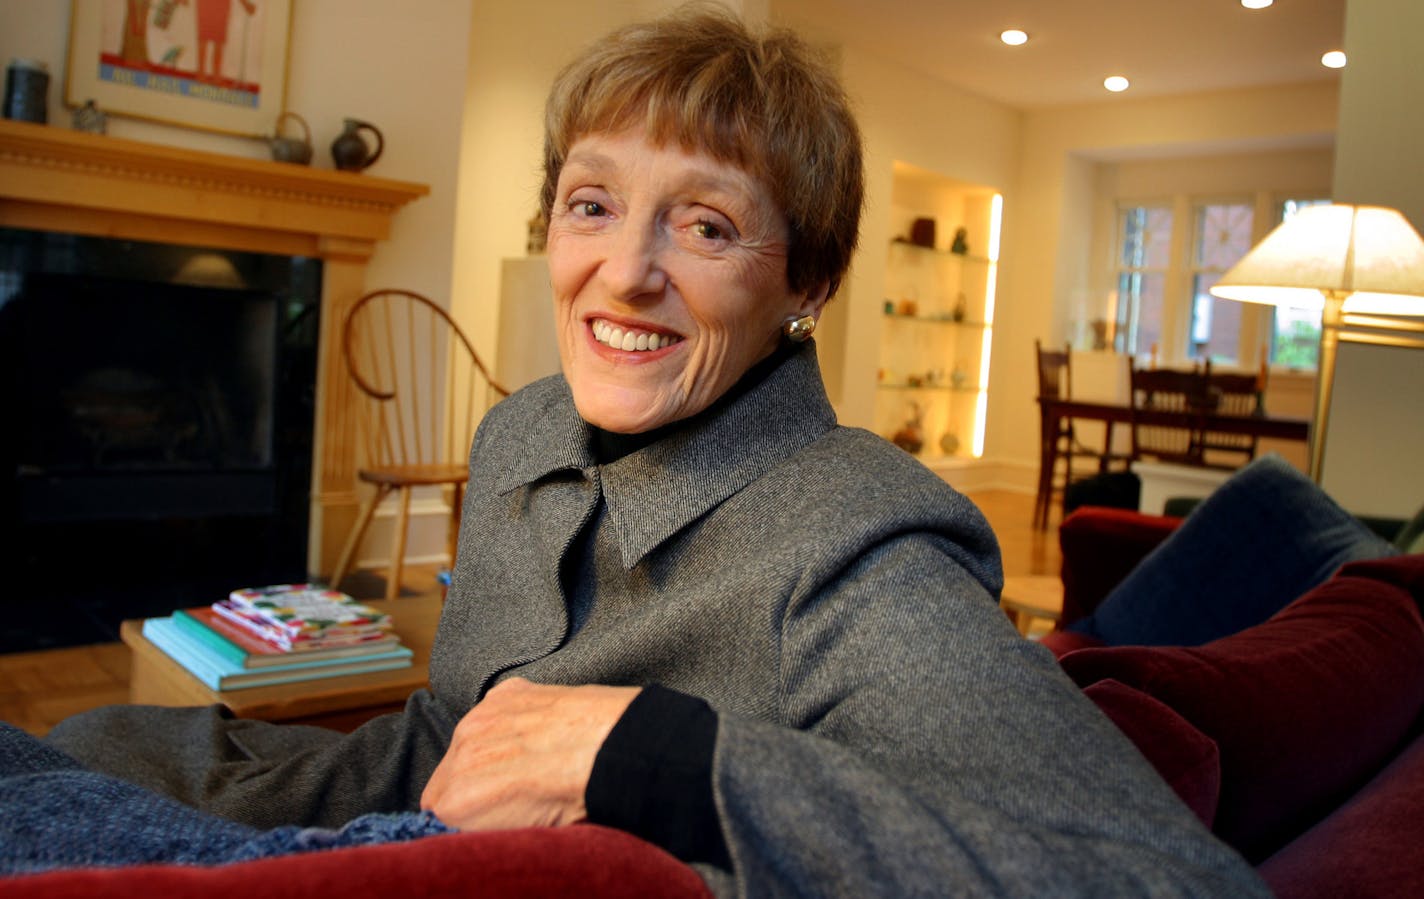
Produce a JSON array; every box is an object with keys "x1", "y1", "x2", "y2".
[{"x1": 3, "y1": 59, "x2": 50, "y2": 124}]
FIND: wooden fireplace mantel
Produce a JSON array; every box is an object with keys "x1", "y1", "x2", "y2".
[{"x1": 0, "y1": 117, "x2": 430, "y2": 577}]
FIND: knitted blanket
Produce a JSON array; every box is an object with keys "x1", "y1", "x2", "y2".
[{"x1": 0, "y1": 723, "x2": 451, "y2": 874}]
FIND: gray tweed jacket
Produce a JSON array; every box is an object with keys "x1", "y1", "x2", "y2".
[{"x1": 48, "y1": 344, "x2": 1266, "y2": 897}]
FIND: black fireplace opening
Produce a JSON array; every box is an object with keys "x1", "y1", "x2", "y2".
[{"x1": 0, "y1": 229, "x2": 321, "y2": 652}]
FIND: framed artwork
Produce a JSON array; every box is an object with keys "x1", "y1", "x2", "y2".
[{"x1": 65, "y1": 0, "x2": 293, "y2": 137}]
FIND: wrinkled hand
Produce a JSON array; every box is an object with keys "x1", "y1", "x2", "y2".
[{"x1": 420, "y1": 677, "x2": 642, "y2": 831}]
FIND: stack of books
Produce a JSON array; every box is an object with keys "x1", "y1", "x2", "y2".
[{"x1": 142, "y1": 584, "x2": 413, "y2": 691}]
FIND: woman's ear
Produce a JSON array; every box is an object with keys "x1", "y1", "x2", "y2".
[{"x1": 796, "y1": 280, "x2": 833, "y2": 320}]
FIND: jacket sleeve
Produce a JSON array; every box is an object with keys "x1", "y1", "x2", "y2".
[
  {"x1": 45, "y1": 686, "x2": 460, "y2": 830},
  {"x1": 705, "y1": 533, "x2": 1269, "y2": 898}
]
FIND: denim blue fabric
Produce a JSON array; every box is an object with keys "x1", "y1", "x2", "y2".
[
  {"x1": 0, "y1": 722, "x2": 450, "y2": 875},
  {"x1": 1069, "y1": 454, "x2": 1400, "y2": 646}
]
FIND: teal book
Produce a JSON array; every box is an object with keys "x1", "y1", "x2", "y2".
[{"x1": 141, "y1": 616, "x2": 413, "y2": 691}]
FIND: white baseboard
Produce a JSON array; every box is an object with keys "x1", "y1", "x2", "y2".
[{"x1": 925, "y1": 456, "x2": 1038, "y2": 494}]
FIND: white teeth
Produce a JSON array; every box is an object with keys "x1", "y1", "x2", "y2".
[{"x1": 591, "y1": 319, "x2": 679, "y2": 352}]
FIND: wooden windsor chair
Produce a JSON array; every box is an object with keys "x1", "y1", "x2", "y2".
[{"x1": 329, "y1": 289, "x2": 509, "y2": 600}]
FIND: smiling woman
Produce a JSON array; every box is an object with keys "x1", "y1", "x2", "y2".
[
  {"x1": 546, "y1": 131, "x2": 819, "y2": 434},
  {"x1": 33, "y1": 6, "x2": 1267, "y2": 898}
]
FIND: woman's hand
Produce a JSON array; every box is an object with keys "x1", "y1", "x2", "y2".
[{"x1": 420, "y1": 677, "x2": 642, "y2": 831}]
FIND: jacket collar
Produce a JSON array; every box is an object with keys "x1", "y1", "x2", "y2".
[{"x1": 492, "y1": 342, "x2": 837, "y2": 569}]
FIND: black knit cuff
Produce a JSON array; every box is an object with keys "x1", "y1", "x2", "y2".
[{"x1": 585, "y1": 684, "x2": 730, "y2": 868}]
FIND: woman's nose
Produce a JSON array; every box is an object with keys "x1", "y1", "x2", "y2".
[{"x1": 599, "y1": 221, "x2": 668, "y2": 300}]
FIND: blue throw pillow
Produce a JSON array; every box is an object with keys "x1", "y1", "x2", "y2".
[{"x1": 1069, "y1": 454, "x2": 1399, "y2": 646}]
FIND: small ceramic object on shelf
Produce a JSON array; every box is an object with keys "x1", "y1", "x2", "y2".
[
  {"x1": 939, "y1": 431, "x2": 961, "y2": 455},
  {"x1": 953, "y1": 291, "x2": 968, "y2": 322},
  {"x1": 331, "y1": 118, "x2": 384, "y2": 172},
  {"x1": 951, "y1": 364, "x2": 969, "y2": 389},
  {"x1": 71, "y1": 99, "x2": 106, "y2": 134},
  {"x1": 950, "y1": 227, "x2": 969, "y2": 255},
  {"x1": 891, "y1": 402, "x2": 925, "y2": 454},
  {"x1": 269, "y1": 111, "x2": 313, "y2": 164},
  {"x1": 909, "y1": 217, "x2": 937, "y2": 248}
]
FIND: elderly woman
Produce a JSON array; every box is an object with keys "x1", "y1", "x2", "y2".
[{"x1": 31, "y1": 7, "x2": 1266, "y2": 896}]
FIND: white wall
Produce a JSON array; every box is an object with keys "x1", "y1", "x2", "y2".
[
  {"x1": 802, "y1": 36, "x2": 1021, "y2": 431},
  {"x1": 1319, "y1": 0, "x2": 1424, "y2": 518}
]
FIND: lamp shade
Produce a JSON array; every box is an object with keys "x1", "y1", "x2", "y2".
[{"x1": 1209, "y1": 204, "x2": 1424, "y2": 316}]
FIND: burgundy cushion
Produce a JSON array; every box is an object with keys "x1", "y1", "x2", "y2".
[
  {"x1": 1037, "y1": 629, "x2": 1104, "y2": 657},
  {"x1": 1081, "y1": 678, "x2": 1220, "y2": 827},
  {"x1": 0, "y1": 824, "x2": 711, "y2": 899},
  {"x1": 1058, "y1": 554, "x2": 1424, "y2": 862},
  {"x1": 1259, "y1": 734, "x2": 1424, "y2": 899},
  {"x1": 1058, "y1": 507, "x2": 1181, "y2": 625}
]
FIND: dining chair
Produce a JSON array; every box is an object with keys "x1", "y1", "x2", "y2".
[
  {"x1": 1033, "y1": 341, "x2": 1128, "y2": 530},
  {"x1": 1197, "y1": 360, "x2": 1267, "y2": 466},
  {"x1": 329, "y1": 289, "x2": 509, "y2": 600},
  {"x1": 1128, "y1": 362, "x2": 1214, "y2": 466}
]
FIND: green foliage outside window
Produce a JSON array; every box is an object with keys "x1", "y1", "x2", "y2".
[{"x1": 1271, "y1": 319, "x2": 1322, "y2": 369}]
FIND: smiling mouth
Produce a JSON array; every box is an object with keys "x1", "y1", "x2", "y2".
[{"x1": 592, "y1": 318, "x2": 683, "y2": 352}]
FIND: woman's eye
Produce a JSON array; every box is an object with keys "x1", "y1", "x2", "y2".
[
  {"x1": 692, "y1": 219, "x2": 727, "y2": 241},
  {"x1": 573, "y1": 200, "x2": 606, "y2": 217}
]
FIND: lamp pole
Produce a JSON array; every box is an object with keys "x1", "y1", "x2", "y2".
[{"x1": 1307, "y1": 290, "x2": 1347, "y2": 483}]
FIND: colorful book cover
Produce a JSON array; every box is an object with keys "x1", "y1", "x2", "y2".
[
  {"x1": 141, "y1": 616, "x2": 413, "y2": 691},
  {"x1": 211, "y1": 600, "x2": 394, "y2": 652},
  {"x1": 172, "y1": 607, "x2": 400, "y2": 669},
  {"x1": 226, "y1": 584, "x2": 393, "y2": 644}
]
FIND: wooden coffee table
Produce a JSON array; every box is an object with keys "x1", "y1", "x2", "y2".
[
  {"x1": 999, "y1": 575, "x2": 1063, "y2": 638},
  {"x1": 120, "y1": 592, "x2": 444, "y2": 732}
]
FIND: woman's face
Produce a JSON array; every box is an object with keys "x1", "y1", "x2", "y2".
[{"x1": 546, "y1": 130, "x2": 827, "y2": 434}]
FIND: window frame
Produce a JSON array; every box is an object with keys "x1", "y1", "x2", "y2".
[{"x1": 1108, "y1": 189, "x2": 1329, "y2": 371}]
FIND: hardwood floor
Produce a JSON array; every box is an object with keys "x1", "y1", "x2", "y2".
[
  {"x1": 1, "y1": 490, "x2": 1056, "y2": 736},
  {"x1": 972, "y1": 488, "x2": 1064, "y2": 579}
]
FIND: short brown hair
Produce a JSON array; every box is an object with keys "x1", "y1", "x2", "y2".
[{"x1": 541, "y1": 4, "x2": 864, "y2": 297}]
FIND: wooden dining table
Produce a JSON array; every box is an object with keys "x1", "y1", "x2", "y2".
[
  {"x1": 1040, "y1": 397, "x2": 1312, "y2": 447},
  {"x1": 1034, "y1": 397, "x2": 1311, "y2": 526}
]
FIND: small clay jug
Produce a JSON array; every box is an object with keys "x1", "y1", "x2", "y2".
[
  {"x1": 269, "y1": 111, "x2": 312, "y2": 165},
  {"x1": 331, "y1": 118, "x2": 384, "y2": 172}
]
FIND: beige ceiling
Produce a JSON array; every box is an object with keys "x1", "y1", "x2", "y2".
[{"x1": 774, "y1": 0, "x2": 1347, "y2": 109}]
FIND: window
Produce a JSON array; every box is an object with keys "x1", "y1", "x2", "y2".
[
  {"x1": 1188, "y1": 202, "x2": 1254, "y2": 363},
  {"x1": 1111, "y1": 193, "x2": 1328, "y2": 369},
  {"x1": 1113, "y1": 205, "x2": 1172, "y2": 359}
]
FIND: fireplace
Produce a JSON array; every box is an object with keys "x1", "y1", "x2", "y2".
[
  {"x1": 0, "y1": 118, "x2": 427, "y2": 651},
  {"x1": 0, "y1": 229, "x2": 321, "y2": 650}
]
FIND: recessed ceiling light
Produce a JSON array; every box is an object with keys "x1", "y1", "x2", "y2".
[
  {"x1": 1241, "y1": 0, "x2": 1274, "y2": 9},
  {"x1": 1000, "y1": 29, "x2": 1028, "y2": 46},
  {"x1": 1321, "y1": 50, "x2": 1347, "y2": 69},
  {"x1": 1104, "y1": 75, "x2": 1130, "y2": 93}
]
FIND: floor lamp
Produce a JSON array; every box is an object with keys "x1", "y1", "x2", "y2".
[{"x1": 1209, "y1": 204, "x2": 1424, "y2": 482}]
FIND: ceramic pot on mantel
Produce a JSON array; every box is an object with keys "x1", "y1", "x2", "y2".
[
  {"x1": 331, "y1": 118, "x2": 384, "y2": 172},
  {"x1": 269, "y1": 111, "x2": 312, "y2": 164}
]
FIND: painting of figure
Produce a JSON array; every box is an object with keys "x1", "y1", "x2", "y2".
[
  {"x1": 95, "y1": 0, "x2": 266, "y2": 106},
  {"x1": 68, "y1": 0, "x2": 290, "y2": 136}
]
